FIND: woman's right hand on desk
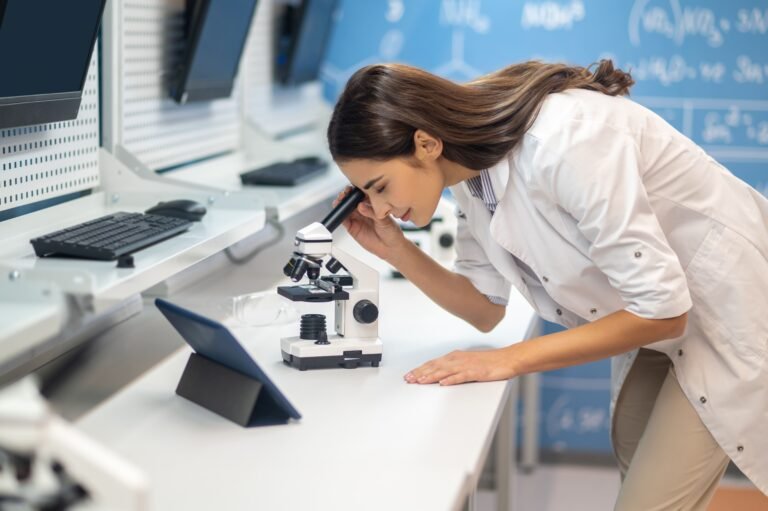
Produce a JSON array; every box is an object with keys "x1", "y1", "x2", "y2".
[{"x1": 333, "y1": 186, "x2": 407, "y2": 263}]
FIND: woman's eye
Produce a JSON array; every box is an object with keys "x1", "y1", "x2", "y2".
[{"x1": 376, "y1": 185, "x2": 387, "y2": 194}]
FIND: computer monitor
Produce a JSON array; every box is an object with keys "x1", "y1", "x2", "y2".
[
  {"x1": 276, "y1": 0, "x2": 338, "y2": 86},
  {"x1": 0, "y1": 0, "x2": 107, "y2": 130},
  {"x1": 171, "y1": 0, "x2": 259, "y2": 104}
]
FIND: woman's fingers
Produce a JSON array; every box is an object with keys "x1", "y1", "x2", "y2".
[
  {"x1": 331, "y1": 185, "x2": 355, "y2": 208},
  {"x1": 405, "y1": 359, "x2": 440, "y2": 383},
  {"x1": 405, "y1": 350, "x2": 483, "y2": 385},
  {"x1": 405, "y1": 349, "x2": 517, "y2": 387},
  {"x1": 357, "y1": 201, "x2": 374, "y2": 218},
  {"x1": 438, "y1": 374, "x2": 469, "y2": 386},
  {"x1": 344, "y1": 209, "x2": 375, "y2": 237},
  {"x1": 420, "y1": 368, "x2": 456, "y2": 384}
]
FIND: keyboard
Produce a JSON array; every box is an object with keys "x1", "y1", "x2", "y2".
[
  {"x1": 240, "y1": 156, "x2": 328, "y2": 186},
  {"x1": 30, "y1": 212, "x2": 193, "y2": 261}
]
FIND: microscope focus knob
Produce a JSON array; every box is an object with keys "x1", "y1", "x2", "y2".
[
  {"x1": 438, "y1": 233, "x2": 455, "y2": 248},
  {"x1": 353, "y1": 300, "x2": 379, "y2": 324}
]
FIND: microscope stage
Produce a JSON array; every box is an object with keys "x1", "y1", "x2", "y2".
[{"x1": 277, "y1": 284, "x2": 349, "y2": 302}]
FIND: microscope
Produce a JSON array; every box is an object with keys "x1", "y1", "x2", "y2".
[
  {"x1": 278, "y1": 188, "x2": 383, "y2": 370},
  {"x1": 0, "y1": 378, "x2": 149, "y2": 511}
]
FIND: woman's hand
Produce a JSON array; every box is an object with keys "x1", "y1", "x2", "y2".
[
  {"x1": 333, "y1": 186, "x2": 408, "y2": 263},
  {"x1": 404, "y1": 347, "x2": 519, "y2": 386}
]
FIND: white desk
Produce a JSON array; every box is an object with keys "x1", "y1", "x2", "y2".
[{"x1": 76, "y1": 247, "x2": 534, "y2": 510}]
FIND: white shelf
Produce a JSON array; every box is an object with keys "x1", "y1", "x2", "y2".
[
  {"x1": 0, "y1": 151, "x2": 267, "y2": 314},
  {"x1": 0, "y1": 280, "x2": 66, "y2": 366},
  {"x1": 171, "y1": 153, "x2": 347, "y2": 220},
  {"x1": 116, "y1": 122, "x2": 348, "y2": 222}
]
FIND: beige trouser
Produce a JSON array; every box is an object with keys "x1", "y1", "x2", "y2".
[{"x1": 613, "y1": 348, "x2": 730, "y2": 511}]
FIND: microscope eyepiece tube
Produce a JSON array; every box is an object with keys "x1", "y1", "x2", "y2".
[{"x1": 321, "y1": 187, "x2": 365, "y2": 232}]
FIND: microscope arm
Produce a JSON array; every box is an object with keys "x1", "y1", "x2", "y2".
[{"x1": 329, "y1": 245, "x2": 378, "y2": 293}]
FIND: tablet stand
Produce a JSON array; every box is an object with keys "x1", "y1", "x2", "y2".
[{"x1": 176, "y1": 353, "x2": 292, "y2": 427}]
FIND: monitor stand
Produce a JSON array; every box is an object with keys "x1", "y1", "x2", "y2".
[{"x1": 250, "y1": 82, "x2": 327, "y2": 140}]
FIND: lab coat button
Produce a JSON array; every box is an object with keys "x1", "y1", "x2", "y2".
[
  {"x1": 542, "y1": 276, "x2": 549, "y2": 282},
  {"x1": 556, "y1": 308, "x2": 562, "y2": 316},
  {"x1": 700, "y1": 396, "x2": 707, "y2": 404},
  {"x1": 634, "y1": 251, "x2": 642, "y2": 258},
  {"x1": 590, "y1": 308, "x2": 597, "y2": 314},
  {"x1": 678, "y1": 349, "x2": 684, "y2": 356},
  {"x1": 737, "y1": 445, "x2": 744, "y2": 452}
]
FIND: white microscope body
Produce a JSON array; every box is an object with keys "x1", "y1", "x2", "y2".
[
  {"x1": 277, "y1": 188, "x2": 382, "y2": 370},
  {"x1": 0, "y1": 378, "x2": 149, "y2": 510}
]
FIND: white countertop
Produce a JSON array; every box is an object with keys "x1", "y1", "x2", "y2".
[{"x1": 76, "y1": 272, "x2": 534, "y2": 510}]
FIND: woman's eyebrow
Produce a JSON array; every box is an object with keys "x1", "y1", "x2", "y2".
[{"x1": 363, "y1": 176, "x2": 384, "y2": 190}]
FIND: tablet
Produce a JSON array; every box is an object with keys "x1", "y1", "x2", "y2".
[{"x1": 155, "y1": 298, "x2": 301, "y2": 422}]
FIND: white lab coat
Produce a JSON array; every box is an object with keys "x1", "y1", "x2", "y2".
[{"x1": 449, "y1": 89, "x2": 768, "y2": 493}]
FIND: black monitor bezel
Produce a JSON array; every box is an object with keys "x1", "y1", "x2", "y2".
[
  {"x1": 277, "y1": 0, "x2": 338, "y2": 86},
  {"x1": 0, "y1": 0, "x2": 7, "y2": 29},
  {"x1": 170, "y1": 0, "x2": 258, "y2": 104},
  {"x1": 0, "y1": 0, "x2": 107, "y2": 130}
]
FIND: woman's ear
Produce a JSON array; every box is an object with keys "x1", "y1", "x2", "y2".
[{"x1": 413, "y1": 129, "x2": 443, "y2": 162}]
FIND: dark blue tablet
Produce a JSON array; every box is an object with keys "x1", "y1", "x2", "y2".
[{"x1": 155, "y1": 298, "x2": 301, "y2": 422}]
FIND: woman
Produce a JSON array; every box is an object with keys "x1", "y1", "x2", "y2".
[{"x1": 327, "y1": 60, "x2": 768, "y2": 509}]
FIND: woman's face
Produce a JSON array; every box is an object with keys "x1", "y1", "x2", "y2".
[{"x1": 339, "y1": 157, "x2": 445, "y2": 228}]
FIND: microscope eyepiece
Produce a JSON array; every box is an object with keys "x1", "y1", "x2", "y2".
[{"x1": 321, "y1": 187, "x2": 365, "y2": 232}]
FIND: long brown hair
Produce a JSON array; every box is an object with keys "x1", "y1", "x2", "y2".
[{"x1": 327, "y1": 60, "x2": 634, "y2": 171}]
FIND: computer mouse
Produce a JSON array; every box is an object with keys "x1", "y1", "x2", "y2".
[{"x1": 145, "y1": 199, "x2": 207, "y2": 221}]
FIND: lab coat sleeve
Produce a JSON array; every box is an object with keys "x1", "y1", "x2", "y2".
[
  {"x1": 452, "y1": 206, "x2": 511, "y2": 305},
  {"x1": 526, "y1": 123, "x2": 692, "y2": 319}
]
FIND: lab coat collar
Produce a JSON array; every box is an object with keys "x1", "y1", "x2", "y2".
[
  {"x1": 458, "y1": 156, "x2": 536, "y2": 308},
  {"x1": 486, "y1": 156, "x2": 511, "y2": 203},
  {"x1": 487, "y1": 155, "x2": 537, "y2": 272}
]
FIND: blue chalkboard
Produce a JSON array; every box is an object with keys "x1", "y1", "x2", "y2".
[
  {"x1": 322, "y1": 0, "x2": 768, "y2": 193},
  {"x1": 537, "y1": 322, "x2": 613, "y2": 454},
  {"x1": 323, "y1": 1, "x2": 768, "y2": 455}
]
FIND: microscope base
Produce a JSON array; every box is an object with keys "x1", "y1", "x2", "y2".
[
  {"x1": 281, "y1": 336, "x2": 383, "y2": 370},
  {"x1": 282, "y1": 351, "x2": 382, "y2": 370}
]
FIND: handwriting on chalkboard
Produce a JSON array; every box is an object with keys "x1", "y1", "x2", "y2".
[
  {"x1": 521, "y1": 0, "x2": 585, "y2": 30},
  {"x1": 325, "y1": 0, "x2": 768, "y2": 167},
  {"x1": 440, "y1": 0, "x2": 490, "y2": 34},
  {"x1": 629, "y1": 1, "x2": 768, "y2": 47}
]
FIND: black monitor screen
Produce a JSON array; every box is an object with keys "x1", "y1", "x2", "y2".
[
  {"x1": 277, "y1": 0, "x2": 338, "y2": 86},
  {"x1": 0, "y1": 0, "x2": 105, "y2": 98},
  {"x1": 172, "y1": 0, "x2": 259, "y2": 103}
]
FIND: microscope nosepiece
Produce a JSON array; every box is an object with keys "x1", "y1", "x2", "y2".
[{"x1": 307, "y1": 266, "x2": 320, "y2": 281}]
